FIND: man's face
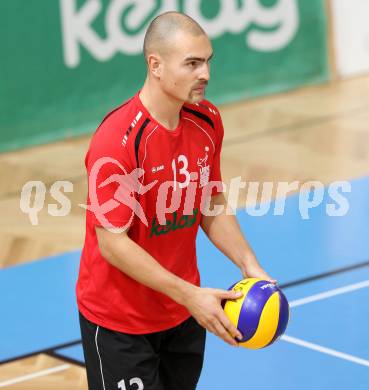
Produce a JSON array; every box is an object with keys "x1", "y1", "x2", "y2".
[{"x1": 159, "y1": 31, "x2": 213, "y2": 104}]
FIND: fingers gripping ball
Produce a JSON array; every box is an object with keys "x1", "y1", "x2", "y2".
[{"x1": 223, "y1": 278, "x2": 290, "y2": 349}]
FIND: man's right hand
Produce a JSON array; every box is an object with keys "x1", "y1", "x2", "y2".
[{"x1": 184, "y1": 286, "x2": 244, "y2": 347}]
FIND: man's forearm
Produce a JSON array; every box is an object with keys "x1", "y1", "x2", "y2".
[{"x1": 98, "y1": 230, "x2": 196, "y2": 306}]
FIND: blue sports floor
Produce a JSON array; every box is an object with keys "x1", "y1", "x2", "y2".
[{"x1": 1, "y1": 176, "x2": 369, "y2": 389}]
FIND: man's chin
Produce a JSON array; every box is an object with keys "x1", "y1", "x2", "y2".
[{"x1": 187, "y1": 91, "x2": 204, "y2": 104}]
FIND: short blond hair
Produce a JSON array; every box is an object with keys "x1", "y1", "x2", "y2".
[{"x1": 143, "y1": 11, "x2": 206, "y2": 60}]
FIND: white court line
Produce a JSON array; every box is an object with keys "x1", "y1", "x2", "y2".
[
  {"x1": 282, "y1": 335, "x2": 369, "y2": 368},
  {"x1": 284, "y1": 278, "x2": 369, "y2": 368},
  {"x1": 289, "y1": 278, "x2": 369, "y2": 307},
  {"x1": 1, "y1": 279, "x2": 368, "y2": 385},
  {"x1": 0, "y1": 364, "x2": 70, "y2": 388}
]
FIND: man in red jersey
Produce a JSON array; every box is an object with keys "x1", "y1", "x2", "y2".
[{"x1": 77, "y1": 11, "x2": 276, "y2": 390}]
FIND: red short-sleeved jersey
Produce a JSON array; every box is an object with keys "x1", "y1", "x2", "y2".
[{"x1": 76, "y1": 91, "x2": 224, "y2": 333}]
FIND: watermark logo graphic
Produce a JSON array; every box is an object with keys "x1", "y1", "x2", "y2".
[
  {"x1": 80, "y1": 157, "x2": 157, "y2": 231},
  {"x1": 19, "y1": 157, "x2": 352, "y2": 228},
  {"x1": 20, "y1": 181, "x2": 73, "y2": 225}
]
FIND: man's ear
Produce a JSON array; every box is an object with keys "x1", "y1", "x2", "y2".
[{"x1": 147, "y1": 54, "x2": 162, "y2": 79}]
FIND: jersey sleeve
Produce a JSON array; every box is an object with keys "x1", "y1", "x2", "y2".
[
  {"x1": 85, "y1": 124, "x2": 137, "y2": 230},
  {"x1": 209, "y1": 108, "x2": 225, "y2": 196}
]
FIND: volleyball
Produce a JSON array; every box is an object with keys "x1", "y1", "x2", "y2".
[{"x1": 223, "y1": 278, "x2": 290, "y2": 349}]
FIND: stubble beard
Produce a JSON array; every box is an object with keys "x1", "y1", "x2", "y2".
[{"x1": 187, "y1": 89, "x2": 205, "y2": 104}]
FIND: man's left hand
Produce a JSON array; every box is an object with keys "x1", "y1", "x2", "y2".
[{"x1": 239, "y1": 259, "x2": 277, "y2": 284}]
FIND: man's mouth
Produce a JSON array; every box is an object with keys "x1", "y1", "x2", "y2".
[{"x1": 193, "y1": 85, "x2": 206, "y2": 92}]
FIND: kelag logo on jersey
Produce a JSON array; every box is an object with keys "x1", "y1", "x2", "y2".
[
  {"x1": 150, "y1": 209, "x2": 199, "y2": 238},
  {"x1": 59, "y1": 0, "x2": 299, "y2": 68}
]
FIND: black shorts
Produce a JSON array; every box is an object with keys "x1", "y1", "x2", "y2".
[{"x1": 79, "y1": 312, "x2": 206, "y2": 390}]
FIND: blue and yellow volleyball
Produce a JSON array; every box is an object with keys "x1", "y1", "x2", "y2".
[{"x1": 223, "y1": 278, "x2": 290, "y2": 349}]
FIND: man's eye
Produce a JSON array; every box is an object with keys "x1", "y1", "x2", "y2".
[{"x1": 188, "y1": 61, "x2": 197, "y2": 67}]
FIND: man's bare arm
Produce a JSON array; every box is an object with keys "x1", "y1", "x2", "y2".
[{"x1": 96, "y1": 226, "x2": 243, "y2": 346}]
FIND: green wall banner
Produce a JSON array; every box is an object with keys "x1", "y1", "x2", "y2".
[{"x1": 0, "y1": 0, "x2": 328, "y2": 152}]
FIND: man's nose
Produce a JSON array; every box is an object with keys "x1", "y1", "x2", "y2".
[{"x1": 200, "y1": 62, "x2": 210, "y2": 81}]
